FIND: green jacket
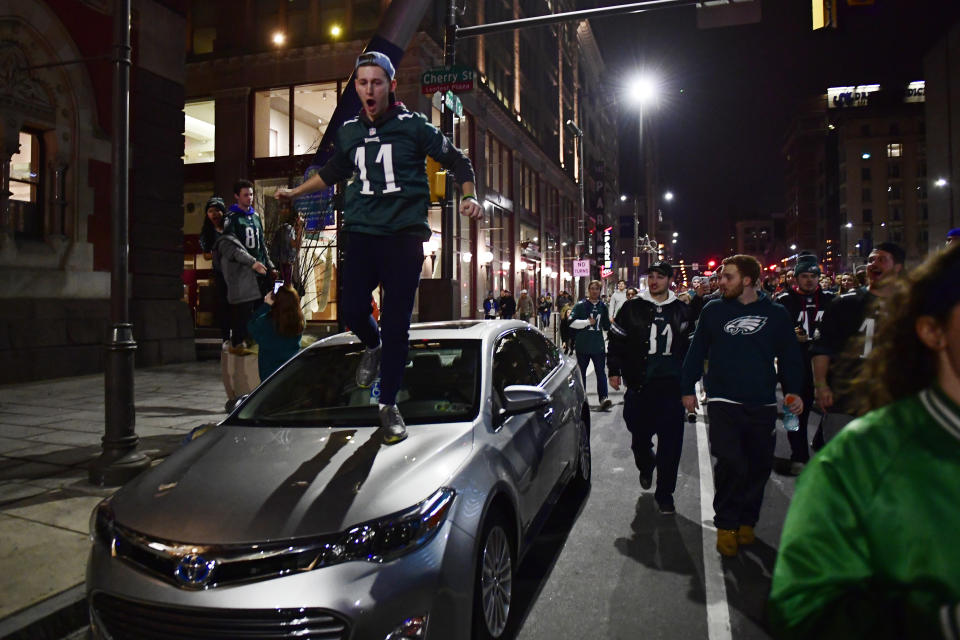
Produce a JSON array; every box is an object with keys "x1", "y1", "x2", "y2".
[
  {"x1": 317, "y1": 103, "x2": 475, "y2": 241},
  {"x1": 768, "y1": 387, "x2": 960, "y2": 639},
  {"x1": 569, "y1": 298, "x2": 610, "y2": 355}
]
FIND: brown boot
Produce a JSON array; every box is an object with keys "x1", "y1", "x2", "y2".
[
  {"x1": 717, "y1": 528, "x2": 739, "y2": 557},
  {"x1": 737, "y1": 525, "x2": 755, "y2": 546}
]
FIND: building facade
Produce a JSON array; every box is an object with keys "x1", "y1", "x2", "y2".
[
  {"x1": 0, "y1": 0, "x2": 192, "y2": 383},
  {"x1": 784, "y1": 83, "x2": 929, "y2": 273},
  {"x1": 182, "y1": 0, "x2": 618, "y2": 330}
]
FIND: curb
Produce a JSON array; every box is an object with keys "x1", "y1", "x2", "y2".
[{"x1": 0, "y1": 586, "x2": 87, "y2": 640}]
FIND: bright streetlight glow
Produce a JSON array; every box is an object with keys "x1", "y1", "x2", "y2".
[
  {"x1": 330, "y1": 25, "x2": 342, "y2": 37},
  {"x1": 627, "y1": 74, "x2": 658, "y2": 106},
  {"x1": 671, "y1": 238, "x2": 677, "y2": 244},
  {"x1": 620, "y1": 194, "x2": 628, "y2": 202},
  {"x1": 861, "y1": 152, "x2": 871, "y2": 160},
  {"x1": 845, "y1": 222, "x2": 853, "y2": 228},
  {"x1": 272, "y1": 31, "x2": 286, "y2": 46},
  {"x1": 664, "y1": 191, "x2": 674, "y2": 202},
  {"x1": 935, "y1": 177, "x2": 948, "y2": 187},
  {"x1": 672, "y1": 231, "x2": 679, "y2": 238},
  {"x1": 790, "y1": 244, "x2": 797, "y2": 250}
]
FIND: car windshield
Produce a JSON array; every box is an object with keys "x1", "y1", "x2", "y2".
[{"x1": 228, "y1": 339, "x2": 481, "y2": 426}]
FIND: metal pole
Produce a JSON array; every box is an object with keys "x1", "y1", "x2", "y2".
[
  {"x1": 441, "y1": 0, "x2": 456, "y2": 281},
  {"x1": 565, "y1": 121, "x2": 585, "y2": 298},
  {"x1": 456, "y1": 0, "x2": 698, "y2": 38},
  {"x1": 90, "y1": 0, "x2": 148, "y2": 486}
]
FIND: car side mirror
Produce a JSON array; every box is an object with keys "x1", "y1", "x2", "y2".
[{"x1": 500, "y1": 385, "x2": 551, "y2": 416}]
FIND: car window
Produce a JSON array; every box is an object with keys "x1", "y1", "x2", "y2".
[
  {"x1": 230, "y1": 340, "x2": 480, "y2": 426},
  {"x1": 492, "y1": 331, "x2": 538, "y2": 394},
  {"x1": 517, "y1": 329, "x2": 559, "y2": 383}
]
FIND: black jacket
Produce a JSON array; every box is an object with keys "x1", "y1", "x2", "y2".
[{"x1": 607, "y1": 291, "x2": 693, "y2": 390}]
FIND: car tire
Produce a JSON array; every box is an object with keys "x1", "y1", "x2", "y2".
[
  {"x1": 572, "y1": 409, "x2": 591, "y2": 489},
  {"x1": 472, "y1": 510, "x2": 515, "y2": 640}
]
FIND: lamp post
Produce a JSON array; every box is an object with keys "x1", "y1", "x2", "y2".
[
  {"x1": 565, "y1": 119, "x2": 586, "y2": 298},
  {"x1": 626, "y1": 74, "x2": 659, "y2": 278}
]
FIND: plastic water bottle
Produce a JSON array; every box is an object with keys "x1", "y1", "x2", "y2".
[{"x1": 782, "y1": 393, "x2": 800, "y2": 432}]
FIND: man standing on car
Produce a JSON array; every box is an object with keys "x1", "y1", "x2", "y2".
[
  {"x1": 681, "y1": 255, "x2": 804, "y2": 557},
  {"x1": 608, "y1": 261, "x2": 692, "y2": 514},
  {"x1": 276, "y1": 52, "x2": 483, "y2": 444}
]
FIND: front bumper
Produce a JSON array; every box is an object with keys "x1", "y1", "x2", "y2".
[{"x1": 86, "y1": 520, "x2": 475, "y2": 640}]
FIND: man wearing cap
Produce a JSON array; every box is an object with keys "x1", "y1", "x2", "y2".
[
  {"x1": 947, "y1": 228, "x2": 960, "y2": 246},
  {"x1": 811, "y1": 242, "x2": 905, "y2": 440},
  {"x1": 607, "y1": 260, "x2": 693, "y2": 513},
  {"x1": 276, "y1": 51, "x2": 482, "y2": 444},
  {"x1": 776, "y1": 253, "x2": 835, "y2": 470}
]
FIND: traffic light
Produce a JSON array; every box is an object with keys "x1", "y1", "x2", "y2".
[
  {"x1": 426, "y1": 156, "x2": 446, "y2": 203},
  {"x1": 707, "y1": 259, "x2": 717, "y2": 269}
]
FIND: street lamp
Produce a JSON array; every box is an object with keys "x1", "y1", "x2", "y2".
[
  {"x1": 565, "y1": 119, "x2": 585, "y2": 296},
  {"x1": 625, "y1": 74, "x2": 659, "y2": 282},
  {"x1": 664, "y1": 191, "x2": 674, "y2": 202}
]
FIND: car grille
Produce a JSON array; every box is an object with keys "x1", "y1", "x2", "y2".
[{"x1": 91, "y1": 593, "x2": 350, "y2": 639}]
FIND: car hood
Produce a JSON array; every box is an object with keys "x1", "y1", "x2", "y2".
[{"x1": 109, "y1": 423, "x2": 474, "y2": 545}]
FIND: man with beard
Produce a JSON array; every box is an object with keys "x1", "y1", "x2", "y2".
[
  {"x1": 811, "y1": 242, "x2": 905, "y2": 441},
  {"x1": 776, "y1": 254, "x2": 835, "y2": 471},
  {"x1": 608, "y1": 261, "x2": 692, "y2": 513},
  {"x1": 681, "y1": 255, "x2": 804, "y2": 556}
]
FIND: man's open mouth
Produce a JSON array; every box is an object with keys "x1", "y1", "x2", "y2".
[{"x1": 366, "y1": 99, "x2": 376, "y2": 108}]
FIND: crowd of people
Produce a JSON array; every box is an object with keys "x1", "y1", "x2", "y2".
[{"x1": 560, "y1": 229, "x2": 960, "y2": 638}]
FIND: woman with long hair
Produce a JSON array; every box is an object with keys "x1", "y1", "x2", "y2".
[
  {"x1": 247, "y1": 285, "x2": 305, "y2": 380},
  {"x1": 769, "y1": 243, "x2": 960, "y2": 639}
]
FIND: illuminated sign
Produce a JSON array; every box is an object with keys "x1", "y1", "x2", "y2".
[
  {"x1": 905, "y1": 81, "x2": 925, "y2": 103},
  {"x1": 602, "y1": 226, "x2": 613, "y2": 278},
  {"x1": 827, "y1": 84, "x2": 880, "y2": 109}
]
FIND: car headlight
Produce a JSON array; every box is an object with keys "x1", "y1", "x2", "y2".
[
  {"x1": 89, "y1": 498, "x2": 115, "y2": 546},
  {"x1": 325, "y1": 487, "x2": 455, "y2": 565}
]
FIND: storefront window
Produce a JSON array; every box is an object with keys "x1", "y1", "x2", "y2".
[
  {"x1": 184, "y1": 99, "x2": 215, "y2": 164},
  {"x1": 10, "y1": 130, "x2": 42, "y2": 239},
  {"x1": 254, "y1": 88, "x2": 291, "y2": 158},
  {"x1": 292, "y1": 83, "x2": 338, "y2": 155}
]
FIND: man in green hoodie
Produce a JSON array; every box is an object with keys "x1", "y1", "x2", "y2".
[{"x1": 681, "y1": 254, "x2": 804, "y2": 557}]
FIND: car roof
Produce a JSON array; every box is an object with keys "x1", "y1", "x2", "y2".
[{"x1": 307, "y1": 319, "x2": 536, "y2": 349}]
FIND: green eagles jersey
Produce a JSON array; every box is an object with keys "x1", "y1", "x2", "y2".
[
  {"x1": 570, "y1": 299, "x2": 610, "y2": 355},
  {"x1": 318, "y1": 104, "x2": 475, "y2": 241},
  {"x1": 768, "y1": 387, "x2": 960, "y2": 639},
  {"x1": 223, "y1": 207, "x2": 272, "y2": 269}
]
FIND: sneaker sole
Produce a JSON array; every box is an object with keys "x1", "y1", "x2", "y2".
[{"x1": 382, "y1": 432, "x2": 408, "y2": 445}]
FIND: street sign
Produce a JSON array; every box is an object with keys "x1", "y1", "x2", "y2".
[
  {"x1": 421, "y1": 66, "x2": 476, "y2": 95},
  {"x1": 444, "y1": 91, "x2": 463, "y2": 117},
  {"x1": 573, "y1": 259, "x2": 590, "y2": 277}
]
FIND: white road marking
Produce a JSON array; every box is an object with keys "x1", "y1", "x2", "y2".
[{"x1": 695, "y1": 401, "x2": 733, "y2": 640}]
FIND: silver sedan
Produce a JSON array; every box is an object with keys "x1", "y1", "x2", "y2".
[{"x1": 86, "y1": 320, "x2": 590, "y2": 640}]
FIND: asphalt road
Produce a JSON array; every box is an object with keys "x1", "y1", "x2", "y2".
[{"x1": 509, "y1": 383, "x2": 804, "y2": 640}]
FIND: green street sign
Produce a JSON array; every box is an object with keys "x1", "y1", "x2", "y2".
[{"x1": 421, "y1": 65, "x2": 476, "y2": 95}]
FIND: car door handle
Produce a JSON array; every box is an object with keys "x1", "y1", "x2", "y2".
[
  {"x1": 542, "y1": 407, "x2": 554, "y2": 423},
  {"x1": 568, "y1": 377, "x2": 576, "y2": 388}
]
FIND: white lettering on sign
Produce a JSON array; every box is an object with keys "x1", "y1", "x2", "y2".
[
  {"x1": 827, "y1": 84, "x2": 880, "y2": 109},
  {"x1": 603, "y1": 227, "x2": 613, "y2": 270}
]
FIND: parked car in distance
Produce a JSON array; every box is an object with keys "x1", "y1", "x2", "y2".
[{"x1": 87, "y1": 320, "x2": 590, "y2": 640}]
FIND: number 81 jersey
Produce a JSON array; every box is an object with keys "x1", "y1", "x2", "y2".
[{"x1": 319, "y1": 105, "x2": 472, "y2": 241}]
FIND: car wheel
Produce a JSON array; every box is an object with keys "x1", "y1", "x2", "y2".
[
  {"x1": 473, "y1": 512, "x2": 515, "y2": 640},
  {"x1": 573, "y1": 414, "x2": 591, "y2": 488}
]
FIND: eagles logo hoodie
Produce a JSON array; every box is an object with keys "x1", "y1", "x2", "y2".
[{"x1": 680, "y1": 290, "x2": 804, "y2": 405}]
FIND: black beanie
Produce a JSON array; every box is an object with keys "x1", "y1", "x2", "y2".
[
  {"x1": 874, "y1": 242, "x2": 906, "y2": 265},
  {"x1": 205, "y1": 196, "x2": 226, "y2": 213},
  {"x1": 794, "y1": 254, "x2": 821, "y2": 277}
]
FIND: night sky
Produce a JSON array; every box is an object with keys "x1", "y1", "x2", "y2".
[{"x1": 588, "y1": 0, "x2": 960, "y2": 261}]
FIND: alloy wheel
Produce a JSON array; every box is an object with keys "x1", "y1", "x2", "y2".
[{"x1": 480, "y1": 525, "x2": 512, "y2": 637}]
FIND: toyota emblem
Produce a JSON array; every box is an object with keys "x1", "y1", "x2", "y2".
[{"x1": 174, "y1": 553, "x2": 216, "y2": 587}]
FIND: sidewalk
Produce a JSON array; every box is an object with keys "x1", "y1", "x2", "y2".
[{"x1": 0, "y1": 360, "x2": 228, "y2": 639}]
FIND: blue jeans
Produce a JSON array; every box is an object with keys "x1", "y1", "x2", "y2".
[
  {"x1": 341, "y1": 232, "x2": 424, "y2": 406},
  {"x1": 576, "y1": 351, "x2": 608, "y2": 399}
]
